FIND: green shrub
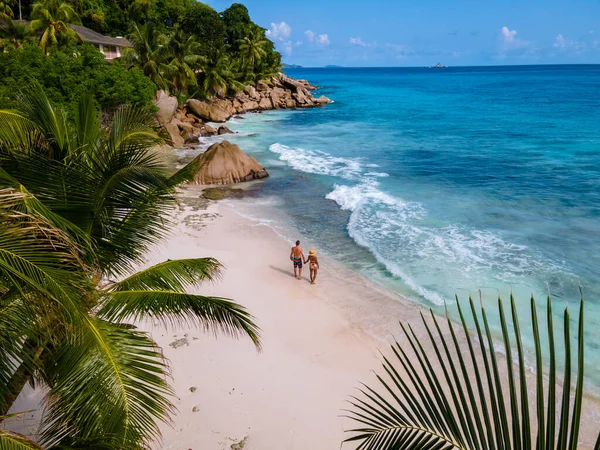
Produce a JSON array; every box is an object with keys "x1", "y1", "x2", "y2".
[{"x1": 0, "y1": 43, "x2": 156, "y2": 114}]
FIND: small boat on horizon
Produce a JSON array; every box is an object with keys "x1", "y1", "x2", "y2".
[{"x1": 431, "y1": 62, "x2": 447, "y2": 68}]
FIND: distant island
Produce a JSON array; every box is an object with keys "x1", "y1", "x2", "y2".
[
  {"x1": 325, "y1": 65, "x2": 343, "y2": 68},
  {"x1": 283, "y1": 64, "x2": 304, "y2": 68},
  {"x1": 431, "y1": 63, "x2": 447, "y2": 68}
]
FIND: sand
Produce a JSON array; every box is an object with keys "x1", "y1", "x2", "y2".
[{"x1": 6, "y1": 185, "x2": 600, "y2": 449}]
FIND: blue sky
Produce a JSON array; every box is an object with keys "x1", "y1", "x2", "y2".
[{"x1": 206, "y1": 0, "x2": 600, "y2": 66}]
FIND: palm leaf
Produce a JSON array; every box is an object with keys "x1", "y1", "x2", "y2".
[
  {"x1": 108, "y1": 258, "x2": 223, "y2": 292},
  {"x1": 97, "y1": 290, "x2": 261, "y2": 350},
  {"x1": 344, "y1": 294, "x2": 599, "y2": 450},
  {"x1": 41, "y1": 318, "x2": 173, "y2": 449},
  {"x1": 0, "y1": 428, "x2": 44, "y2": 450}
]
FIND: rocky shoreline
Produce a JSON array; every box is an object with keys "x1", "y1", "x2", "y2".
[{"x1": 155, "y1": 73, "x2": 331, "y2": 147}]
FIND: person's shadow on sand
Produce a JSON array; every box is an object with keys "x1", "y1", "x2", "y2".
[{"x1": 269, "y1": 265, "x2": 296, "y2": 278}]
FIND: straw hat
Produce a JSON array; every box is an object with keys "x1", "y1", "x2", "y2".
[{"x1": 309, "y1": 249, "x2": 317, "y2": 256}]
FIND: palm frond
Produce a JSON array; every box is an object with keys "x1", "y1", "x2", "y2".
[
  {"x1": 345, "y1": 294, "x2": 599, "y2": 450},
  {"x1": 98, "y1": 290, "x2": 261, "y2": 350},
  {"x1": 41, "y1": 318, "x2": 173, "y2": 449},
  {"x1": 0, "y1": 428, "x2": 44, "y2": 450},
  {"x1": 109, "y1": 258, "x2": 222, "y2": 292}
]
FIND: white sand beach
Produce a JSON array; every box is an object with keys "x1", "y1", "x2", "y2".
[
  {"x1": 7, "y1": 185, "x2": 600, "y2": 449},
  {"x1": 143, "y1": 186, "x2": 600, "y2": 449}
]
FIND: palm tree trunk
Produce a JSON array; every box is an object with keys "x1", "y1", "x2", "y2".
[
  {"x1": 18, "y1": 0, "x2": 21, "y2": 20},
  {"x1": 0, "y1": 340, "x2": 43, "y2": 417}
]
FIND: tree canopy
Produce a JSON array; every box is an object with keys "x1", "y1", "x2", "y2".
[
  {"x1": 0, "y1": 43, "x2": 157, "y2": 114},
  {"x1": 0, "y1": 0, "x2": 283, "y2": 104}
]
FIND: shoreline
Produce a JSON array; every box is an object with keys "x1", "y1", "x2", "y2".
[
  {"x1": 159, "y1": 189, "x2": 600, "y2": 449},
  {"x1": 6, "y1": 185, "x2": 600, "y2": 449}
]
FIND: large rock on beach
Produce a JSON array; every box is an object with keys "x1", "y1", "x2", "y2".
[
  {"x1": 258, "y1": 97, "x2": 273, "y2": 110},
  {"x1": 203, "y1": 124, "x2": 217, "y2": 135},
  {"x1": 154, "y1": 90, "x2": 178, "y2": 126},
  {"x1": 240, "y1": 100, "x2": 259, "y2": 112},
  {"x1": 187, "y1": 99, "x2": 231, "y2": 123},
  {"x1": 188, "y1": 140, "x2": 269, "y2": 185},
  {"x1": 217, "y1": 125, "x2": 233, "y2": 135},
  {"x1": 164, "y1": 122, "x2": 184, "y2": 147}
]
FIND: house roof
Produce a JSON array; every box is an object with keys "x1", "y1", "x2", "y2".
[
  {"x1": 1, "y1": 20, "x2": 131, "y2": 47},
  {"x1": 70, "y1": 25, "x2": 131, "y2": 47}
]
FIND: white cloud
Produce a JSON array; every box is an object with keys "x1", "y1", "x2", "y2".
[
  {"x1": 551, "y1": 33, "x2": 586, "y2": 54},
  {"x1": 500, "y1": 26, "x2": 517, "y2": 43},
  {"x1": 295, "y1": 41, "x2": 303, "y2": 46},
  {"x1": 317, "y1": 34, "x2": 330, "y2": 45},
  {"x1": 283, "y1": 41, "x2": 293, "y2": 56},
  {"x1": 304, "y1": 30, "x2": 315, "y2": 41},
  {"x1": 497, "y1": 25, "x2": 529, "y2": 56},
  {"x1": 266, "y1": 22, "x2": 291, "y2": 41},
  {"x1": 349, "y1": 37, "x2": 366, "y2": 47},
  {"x1": 554, "y1": 34, "x2": 566, "y2": 49}
]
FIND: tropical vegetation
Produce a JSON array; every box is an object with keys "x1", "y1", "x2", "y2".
[
  {"x1": 345, "y1": 294, "x2": 600, "y2": 450},
  {"x1": 0, "y1": 0, "x2": 282, "y2": 108},
  {"x1": 0, "y1": 43, "x2": 157, "y2": 114},
  {"x1": 0, "y1": 86, "x2": 261, "y2": 448}
]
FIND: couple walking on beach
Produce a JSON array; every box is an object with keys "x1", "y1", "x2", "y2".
[{"x1": 290, "y1": 240, "x2": 319, "y2": 284}]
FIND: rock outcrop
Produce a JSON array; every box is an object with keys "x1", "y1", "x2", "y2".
[
  {"x1": 154, "y1": 90, "x2": 179, "y2": 126},
  {"x1": 217, "y1": 125, "x2": 233, "y2": 135},
  {"x1": 164, "y1": 122, "x2": 184, "y2": 147},
  {"x1": 187, "y1": 99, "x2": 231, "y2": 123},
  {"x1": 160, "y1": 73, "x2": 331, "y2": 148},
  {"x1": 188, "y1": 140, "x2": 269, "y2": 185}
]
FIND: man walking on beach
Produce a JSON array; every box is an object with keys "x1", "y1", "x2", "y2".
[{"x1": 290, "y1": 240, "x2": 305, "y2": 280}]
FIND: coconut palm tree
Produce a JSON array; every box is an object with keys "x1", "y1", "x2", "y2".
[
  {"x1": 198, "y1": 47, "x2": 245, "y2": 98},
  {"x1": 29, "y1": 0, "x2": 81, "y2": 51},
  {"x1": 344, "y1": 293, "x2": 600, "y2": 450},
  {"x1": 0, "y1": 17, "x2": 29, "y2": 48},
  {"x1": 121, "y1": 22, "x2": 170, "y2": 92},
  {"x1": 0, "y1": 1, "x2": 13, "y2": 22},
  {"x1": 237, "y1": 25, "x2": 269, "y2": 70},
  {"x1": 0, "y1": 85, "x2": 261, "y2": 448},
  {"x1": 160, "y1": 27, "x2": 205, "y2": 94}
]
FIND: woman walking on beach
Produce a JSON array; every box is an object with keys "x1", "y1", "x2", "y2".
[{"x1": 305, "y1": 249, "x2": 320, "y2": 284}]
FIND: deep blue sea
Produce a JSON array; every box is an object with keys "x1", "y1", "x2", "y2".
[{"x1": 191, "y1": 65, "x2": 600, "y2": 384}]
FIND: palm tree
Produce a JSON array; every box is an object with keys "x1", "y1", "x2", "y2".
[
  {"x1": 0, "y1": 17, "x2": 29, "y2": 48},
  {"x1": 160, "y1": 27, "x2": 205, "y2": 94},
  {"x1": 0, "y1": 1, "x2": 13, "y2": 22},
  {"x1": 121, "y1": 22, "x2": 170, "y2": 92},
  {"x1": 199, "y1": 47, "x2": 245, "y2": 99},
  {"x1": 345, "y1": 293, "x2": 600, "y2": 449},
  {"x1": 237, "y1": 25, "x2": 269, "y2": 70},
  {"x1": 0, "y1": 85, "x2": 261, "y2": 448},
  {"x1": 29, "y1": 0, "x2": 81, "y2": 52}
]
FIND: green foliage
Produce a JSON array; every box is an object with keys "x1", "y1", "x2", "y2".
[
  {"x1": 0, "y1": 0, "x2": 14, "y2": 21},
  {"x1": 0, "y1": 18, "x2": 32, "y2": 49},
  {"x1": 0, "y1": 87, "x2": 261, "y2": 448},
  {"x1": 0, "y1": 43, "x2": 156, "y2": 115},
  {"x1": 30, "y1": 0, "x2": 82, "y2": 51},
  {"x1": 220, "y1": 3, "x2": 251, "y2": 50},
  {"x1": 345, "y1": 294, "x2": 600, "y2": 450},
  {"x1": 120, "y1": 22, "x2": 169, "y2": 91},
  {"x1": 198, "y1": 47, "x2": 245, "y2": 98},
  {"x1": 179, "y1": 1, "x2": 225, "y2": 58},
  {"x1": 1, "y1": 0, "x2": 283, "y2": 100},
  {"x1": 160, "y1": 26, "x2": 205, "y2": 93}
]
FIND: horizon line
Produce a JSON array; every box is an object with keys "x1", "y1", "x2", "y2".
[{"x1": 283, "y1": 62, "x2": 600, "y2": 69}]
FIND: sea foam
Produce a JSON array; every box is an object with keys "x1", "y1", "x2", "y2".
[{"x1": 269, "y1": 143, "x2": 363, "y2": 180}]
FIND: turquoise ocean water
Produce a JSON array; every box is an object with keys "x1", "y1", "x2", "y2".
[{"x1": 191, "y1": 66, "x2": 600, "y2": 385}]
